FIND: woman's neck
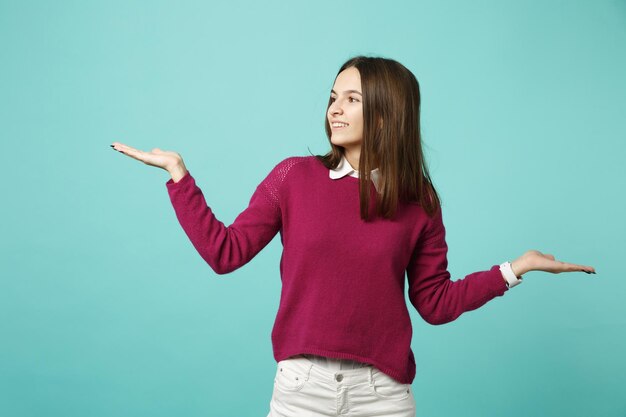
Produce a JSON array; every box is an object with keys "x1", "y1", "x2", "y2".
[
  {"x1": 343, "y1": 149, "x2": 378, "y2": 171},
  {"x1": 344, "y1": 149, "x2": 360, "y2": 171}
]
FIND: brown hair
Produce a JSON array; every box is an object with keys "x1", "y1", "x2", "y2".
[{"x1": 314, "y1": 55, "x2": 441, "y2": 222}]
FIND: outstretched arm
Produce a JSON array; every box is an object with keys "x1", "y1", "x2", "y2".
[
  {"x1": 407, "y1": 206, "x2": 596, "y2": 325},
  {"x1": 111, "y1": 142, "x2": 285, "y2": 275},
  {"x1": 165, "y1": 165, "x2": 283, "y2": 274}
]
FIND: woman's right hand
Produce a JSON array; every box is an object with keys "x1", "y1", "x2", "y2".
[{"x1": 111, "y1": 142, "x2": 188, "y2": 181}]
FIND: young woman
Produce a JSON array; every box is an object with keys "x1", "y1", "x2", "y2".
[{"x1": 111, "y1": 55, "x2": 596, "y2": 417}]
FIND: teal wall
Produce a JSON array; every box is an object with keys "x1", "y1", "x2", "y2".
[{"x1": 1, "y1": 1, "x2": 624, "y2": 416}]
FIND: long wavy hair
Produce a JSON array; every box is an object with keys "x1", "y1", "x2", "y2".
[{"x1": 314, "y1": 55, "x2": 441, "y2": 222}]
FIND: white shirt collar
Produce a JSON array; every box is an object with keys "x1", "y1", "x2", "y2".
[{"x1": 329, "y1": 154, "x2": 381, "y2": 193}]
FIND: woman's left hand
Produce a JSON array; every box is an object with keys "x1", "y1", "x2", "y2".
[{"x1": 511, "y1": 250, "x2": 596, "y2": 277}]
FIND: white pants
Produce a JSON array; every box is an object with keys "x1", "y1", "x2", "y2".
[{"x1": 267, "y1": 354, "x2": 416, "y2": 417}]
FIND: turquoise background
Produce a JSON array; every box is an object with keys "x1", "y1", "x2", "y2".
[{"x1": 1, "y1": 1, "x2": 624, "y2": 416}]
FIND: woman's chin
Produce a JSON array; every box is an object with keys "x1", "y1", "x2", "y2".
[{"x1": 330, "y1": 138, "x2": 361, "y2": 148}]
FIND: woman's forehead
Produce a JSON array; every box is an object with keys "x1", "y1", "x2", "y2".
[{"x1": 333, "y1": 67, "x2": 361, "y2": 91}]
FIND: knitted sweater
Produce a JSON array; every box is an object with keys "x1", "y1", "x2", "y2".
[{"x1": 165, "y1": 155, "x2": 509, "y2": 384}]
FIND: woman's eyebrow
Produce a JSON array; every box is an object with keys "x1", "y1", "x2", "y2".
[{"x1": 331, "y1": 89, "x2": 362, "y2": 96}]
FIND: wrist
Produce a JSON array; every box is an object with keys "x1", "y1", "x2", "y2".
[
  {"x1": 510, "y1": 259, "x2": 527, "y2": 277},
  {"x1": 168, "y1": 163, "x2": 188, "y2": 183}
]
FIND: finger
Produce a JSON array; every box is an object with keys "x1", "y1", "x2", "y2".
[
  {"x1": 111, "y1": 144, "x2": 126, "y2": 154},
  {"x1": 113, "y1": 143, "x2": 138, "y2": 155},
  {"x1": 111, "y1": 142, "x2": 131, "y2": 153},
  {"x1": 124, "y1": 148, "x2": 147, "y2": 162},
  {"x1": 579, "y1": 265, "x2": 597, "y2": 274},
  {"x1": 115, "y1": 145, "x2": 147, "y2": 163},
  {"x1": 569, "y1": 263, "x2": 595, "y2": 273},
  {"x1": 111, "y1": 142, "x2": 131, "y2": 150},
  {"x1": 116, "y1": 143, "x2": 138, "y2": 153},
  {"x1": 560, "y1": 262, "x2": 596, "y2": 274}
]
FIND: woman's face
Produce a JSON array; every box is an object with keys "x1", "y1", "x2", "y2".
[{"x1": 328, "y1": 67, "x2": 364, "y2": 152}]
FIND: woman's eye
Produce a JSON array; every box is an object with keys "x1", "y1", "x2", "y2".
[{"x1": 329, "y1": 96, "x2": 359, "y2": 103}]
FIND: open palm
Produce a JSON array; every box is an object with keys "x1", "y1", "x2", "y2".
[
  {"x1": 111, "y1": 142, "x2": 183, "y2": 172},
  {"x1": 514, "y1": 249, "x2": 596, "y2": 275}
]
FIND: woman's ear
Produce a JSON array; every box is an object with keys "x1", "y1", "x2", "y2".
[{"x1": 378, "y1": 117, "x2": 383, "y2": 129}]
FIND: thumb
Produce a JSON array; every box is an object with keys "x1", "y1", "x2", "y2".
[{"x1": 151, "y1": 148, "x2": 164, "y2": 153}]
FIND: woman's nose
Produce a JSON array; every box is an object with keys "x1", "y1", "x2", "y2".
[{"x1": 329, "y1": 103, "x2": 342, "y2": 116}]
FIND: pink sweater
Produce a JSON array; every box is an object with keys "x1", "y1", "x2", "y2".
[{"x1": 165, "y1": 155, "x2": 509, "y2": 384}]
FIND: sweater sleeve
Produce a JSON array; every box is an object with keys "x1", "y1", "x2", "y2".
[
  {"x1": 406, "y1": 205, "x2": 509, "y2": 325},
  {"x1": 165, "y1": 159, "x2": 288, "y2": 275}
]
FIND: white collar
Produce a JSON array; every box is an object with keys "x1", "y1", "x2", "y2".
[{"x1": 329, "y1": 154, "x2": 381, "y2": 193}]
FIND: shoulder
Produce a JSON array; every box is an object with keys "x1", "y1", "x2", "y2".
[
  {"x1": 269, "y1": 155, "x2": 319, "y2": 179},
  {"x1": 260, "y1": 155, "x2": 315, "y2": 189},
  {"x1": 275, "y1": 155, "x2": 313, "y2": 171}
]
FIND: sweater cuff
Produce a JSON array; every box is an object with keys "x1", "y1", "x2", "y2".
[{"x1": 489, "y1": 264, "x2": 510, "y2": 294}]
